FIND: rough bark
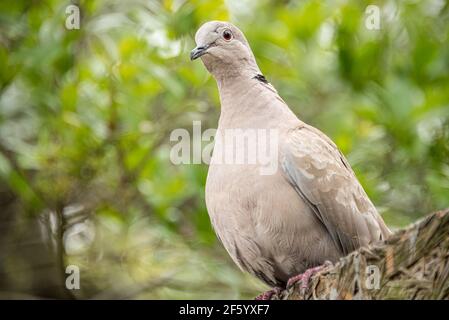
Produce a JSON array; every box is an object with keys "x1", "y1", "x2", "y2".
[{"x1": 270, "y1": 208, "x2": 449, "y2": 300}]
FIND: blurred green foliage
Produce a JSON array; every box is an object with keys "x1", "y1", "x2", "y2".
[{"x1": 0, "y1": 0, "x2": 448, "y2": 299}]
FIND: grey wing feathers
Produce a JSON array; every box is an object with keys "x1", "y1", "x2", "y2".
[{"x1": 282, "y1": 125, "x2": 391, "y2": 255}]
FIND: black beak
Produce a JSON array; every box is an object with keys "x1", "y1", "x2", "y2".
[{"x1": 190, "y1": 45, "x2": 209, "y2": 61}]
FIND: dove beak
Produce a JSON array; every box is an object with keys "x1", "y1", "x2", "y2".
[{"x1": 190, "y1": 44, "x2": 209, "y2": 60}]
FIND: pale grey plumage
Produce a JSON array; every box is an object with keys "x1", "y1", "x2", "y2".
[{"x1": 192, "y1": 21, "x2": 391, "y2": 287}]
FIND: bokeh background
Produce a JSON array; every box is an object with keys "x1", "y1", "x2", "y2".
[{"x1": 0, "y1": 0, "x2": 448, "y2": 299}]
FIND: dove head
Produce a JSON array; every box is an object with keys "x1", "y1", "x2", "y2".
[{"x1": 191, "y1": 21, "x2": 260, "y2": 80}]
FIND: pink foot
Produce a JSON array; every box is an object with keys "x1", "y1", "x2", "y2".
[
  {"x1": 255, "y1": 287, "x2": 282, "y2": 300},
  {"x1": 287, "y1": 265, "x2": 326, "y2": 290},
  {"x1": 286, "y1": 273, "x2": 303, "y2": 289}
]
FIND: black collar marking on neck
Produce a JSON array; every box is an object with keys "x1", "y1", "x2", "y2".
[{"x1": 253, "y1": 74, "x2": 269, "y2": 84}]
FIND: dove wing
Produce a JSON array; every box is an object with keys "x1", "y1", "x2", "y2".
[{"x1": 282, "y1": 125, "x2": 391, "y2": 255}]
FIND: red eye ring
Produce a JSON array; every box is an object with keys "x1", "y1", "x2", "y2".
[{"x1": 222, "y1": 29, "x2": 233, "y2": 41}]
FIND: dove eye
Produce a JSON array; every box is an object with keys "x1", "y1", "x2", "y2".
[{"x1": 222, "y1": 29, "x2": 233, "y2": 41}]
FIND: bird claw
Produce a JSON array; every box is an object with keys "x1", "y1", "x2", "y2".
[
  {"x1": 257, "y1": 262, "x2": 333, "y2": 300},
  {"x1": 255, "y1": 287, "x2": 282, "y2": 300},
  {"x1": 286, "y1": 264, "x2": 330, "y2": 290},
  {"x1": 286, "y1": 273, "x2": 304, "y2": 289}
]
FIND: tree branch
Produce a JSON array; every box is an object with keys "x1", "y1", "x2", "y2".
[{"x1": 270, "y1": 208, "x2": 449, "y2": 300}]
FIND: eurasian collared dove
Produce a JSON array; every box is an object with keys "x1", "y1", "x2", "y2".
[{"x1": 191, "y1": 21, "x2": 391, "y2": 297}]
